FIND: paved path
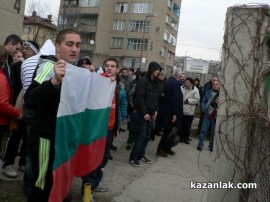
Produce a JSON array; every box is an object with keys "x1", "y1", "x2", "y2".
[
  {"x1": 70, "y1": 128, "x2": 214, "y2": 202},
  {"x1": 0, "y1": 119, "x2": 215, "y2": 202}
]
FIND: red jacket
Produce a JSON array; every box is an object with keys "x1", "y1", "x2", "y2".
[
  {"x1": 0, "y1": 68, "x2": 20, "y2": 125},
  {"x1": 101, "y1": 72, "x2": 116, "y2": 131}
]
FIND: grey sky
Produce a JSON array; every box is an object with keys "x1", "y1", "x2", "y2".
[
  {"x1": 176, "y1": 0, "x2": 269, "y2": 61},
  {"x1": 25, "y1": 0, "x2": 269, "y2": 61}
]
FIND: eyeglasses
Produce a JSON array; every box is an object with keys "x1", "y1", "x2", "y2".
[{"x1": 23, "y1": 47, "x2": 31, "y2": 51}]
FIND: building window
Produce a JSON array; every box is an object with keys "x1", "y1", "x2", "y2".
[
  {"x1": 173, "y1": 3, "x2": 180, "y2": 17},
  {"x1": 127, "y1": 38, "x2": 148, "y2": 50},
  {"x1": 23, "y1": 26, "x2": 32, "y2": 34},
  {"x1": 115, "y1": 3, "x2": 128, "y2": 13},
  {"x1": 79, "y1": 0, "x2": 100, "y2": 7},
  {"x1": 113, "y1": 20, "x2": 125, "y2": 31},
  {"x1": 163, "y1": 30, "x2": 169, "y2": 41},
  {"x1": 166, "y1": 14, "x2": 170, "y2": 24},
  {"x1": 160, "y1": 47, "x2": 166, "y2": 57},
  {"x1": 131, "y1": 3, "x2": 153, "y2": 13},
  {"x1": 167, "y1": 0, "x2": 172, "y2": 8},
  {"x1": 128, "y1": 20, "x2": 149, "y2": 32},
  {"x1": 169, "y1": 34, "x2": 176, "y2": 46},
  {"x1": 112, "y1": 37, "x2": 124, "y2": 48},
  {"x1": 81, "y1": 33, "x2": 95, "y2": 44},
  {"x1": 80, "y1": 16, "x2": 97, "y2": 26},
  {"x1": 63, "y1": 0, "x2": 79, "y2": 7},
  {"x1": 123, "y1": 57, "x2": 140, "y2": 69}
]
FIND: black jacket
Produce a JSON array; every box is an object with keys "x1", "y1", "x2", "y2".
[
  {"x1": 24, "y1": 55, "x2": 59, "y2": 141},
  {"x1": 135, "y1": 70, "x2": 159, "y2": 116}
]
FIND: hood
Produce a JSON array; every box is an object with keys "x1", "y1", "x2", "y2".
[
  {"x1": 147, "y1": 61, "x2": 161, "y2": 80},
  {"x1": 39, "y1": 39, "x2": 56, "y2": 56},
  {"x1": 147, "y1": 61, "x2": 161, "y2": 76}
]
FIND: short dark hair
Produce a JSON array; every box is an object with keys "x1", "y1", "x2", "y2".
[
  {"x1": 103, "y1": 57, "x2": 119, "y2": 68},
  {"x1": 128, "y1": 68, "x2": 135, "y2": 73},
  {"x1": 56, "y1": 29, "x2": 79, "y2": 44},
  {"x1": 4, "y1": 34, "x2": 23, "y2": 46},
  {"x1": 121, "y1": 67, "x2": 128, "y2": 72}
]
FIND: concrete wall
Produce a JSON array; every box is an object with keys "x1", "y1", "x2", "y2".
[
  {"x1": 0, "y1": 1, "x2": 26, "y2": 44},
  {"x1": 207, "y1": 5, "x2": 270, "y2": 202}
]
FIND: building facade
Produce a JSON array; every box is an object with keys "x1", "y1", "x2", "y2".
[
  {"x1": 0, "y1": 0, "x2": 26, "y2": 44},
  {"x1": 22, "y1": 11, "x2": 58, "y2": 46},
  {"x1": 59, "y1": 0, "x2": 182, "y2": 72}
]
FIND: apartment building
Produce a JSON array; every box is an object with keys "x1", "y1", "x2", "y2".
[
  {"x1": 59, "y1": 0, "x2": 182, "y2": 72},
  {"x1": 0, "y1": 1, "x2": 26, "y2": 44}
]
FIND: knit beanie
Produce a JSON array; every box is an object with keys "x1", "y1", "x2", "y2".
[{"x1": 24, "y1": 40, "x2": 40, "y2": 54}]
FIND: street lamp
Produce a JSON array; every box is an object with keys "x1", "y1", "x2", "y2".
[{"x1": 140, "y1": 13, "x2": 156, "y2": 71}]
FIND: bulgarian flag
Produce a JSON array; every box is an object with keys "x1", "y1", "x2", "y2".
[{"x1": 49, "y1": 64, "x2": 115, "y2": 202}]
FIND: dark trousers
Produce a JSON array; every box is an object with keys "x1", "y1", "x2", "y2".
[
  {"x1": 28, "y1": 137, "x2": 54, "y2": 202},
  {"x1": 82, "y1": 130, "x2": 113, "y2": 190},
  {"x1": 2, "y1": 120, "x2": 27, "y2": 167},
  {"x1": 129, "y1": 114, "x2": 153, "y2": 161},
  {"x1": 127, "y1": 111, "x2": 139, "y2": 145},
  {"x1": 0, "y1": 125, "x2": 8, "y2": 158},
  {"x1": 23, "y1": 108, "x2": 34, "y2": 195},
  {"x1": 181, "y1": 115, "x2": 194, "y2": 141}
]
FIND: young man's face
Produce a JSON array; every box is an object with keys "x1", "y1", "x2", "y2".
[
  {"x1": 56, "y1": 33, "x2": 81, "y2": 64},
  {"x1": 180, "y1": 73, "x2": 186, "y2": 81},
  {"x1": 127, "y1": 69, "x2": 133, "y2": 76},
  {"x1": 6, "y1": 42, "x2": 22, "y2": 56},
  {"x1": 23, "y1": 46, "x2": 36, "y2": 59},
  {"x1": 13, "y1": 51, "x2": 23, "y2": 62},
  {"x1": 152, "y1": 69, "x2": 160, "y2": 77},
  {"x1": 121, "y1": 70, "x2": 128, "y2": 77},
  {"x1": 104, "y1": 60, "x2": 117, "y2": 77},
  {"x1": 212, "y1": 81, "x2": 220, "y2": 91}
]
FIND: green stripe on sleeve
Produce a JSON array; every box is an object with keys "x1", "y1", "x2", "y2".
[{"x1": 35, "y1": 138, "x2": 50, "y2": 190}]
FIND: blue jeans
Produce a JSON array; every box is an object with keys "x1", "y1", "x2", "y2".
[
  {"x1": 198, "y1": 113, "x2": 216, "y2": 149},
  {"x1": 130, "y1": 114, "x2": 153, "y2": 161},
  {"x1": 127, "y1": 111, "x2": 139, "y2": 145},
  {"x1": 81, "y1": 130, "x2": 113, "y2": 190}
]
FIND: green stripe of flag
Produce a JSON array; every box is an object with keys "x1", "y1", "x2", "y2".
[{"x1": 53, "y1": 108, "x2": 110, "y2": 170}]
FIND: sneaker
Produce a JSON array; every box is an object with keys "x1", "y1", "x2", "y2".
[
  {"x1": 2, "y1": 165, "x2": 18, "y2": 178},
  {"x1": 197, "y1": 146, "x2": 202, "y2": 151},
  {"x1": 139, "y1": 156, "x2": 152, "y2": 164},
  {"x1": 129, "y1": 159, "x2": 141, "y2": 167},
  {"x1": 19, "y1": 165, "x2": 26, "y2": 172},
  {"x1": 93, "y1": 185, "x2": 109, "y2": 192}
]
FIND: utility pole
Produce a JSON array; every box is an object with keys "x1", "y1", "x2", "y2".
[{"x1": 139, "y1": 13, "x2": 156, "y2": 71}]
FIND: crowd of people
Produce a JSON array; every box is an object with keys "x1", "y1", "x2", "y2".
[{"x1": 0, "y1": 29, "x2": 220, "y2": 201}]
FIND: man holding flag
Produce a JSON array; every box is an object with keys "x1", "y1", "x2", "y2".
[{"x1": 24, "y1": 29, "x2": 81, "y2": 201}]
